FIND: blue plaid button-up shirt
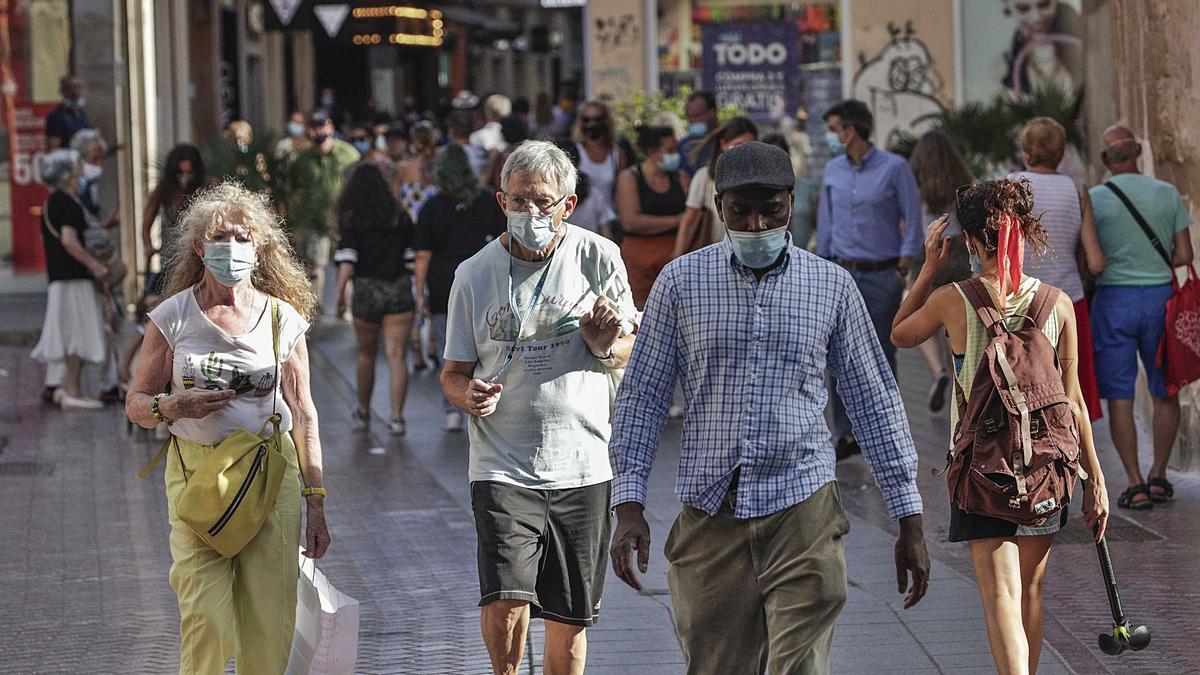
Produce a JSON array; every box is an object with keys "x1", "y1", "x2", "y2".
[{"x1": 610, "y1": 239, "x2": 923, "y2": 520}]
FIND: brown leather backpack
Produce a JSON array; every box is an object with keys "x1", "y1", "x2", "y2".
[{"x1": 944, "y1": 278, "x2": 1087, "y2": 526}]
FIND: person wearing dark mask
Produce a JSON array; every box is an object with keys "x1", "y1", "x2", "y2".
[
  {"x1": 46, "y1": 75, "x2": 92, "y2": 150},
  {"x1": 677, "y1": 90, "x2": 719, "y2": 175},
  {"x1": 615, "y1": 126, "x2": 689, "y2": 308},
  {"x1": 611, "y1": 142, "x2": 929, "y2": 673},
  {"x1": 286, "y1": 111, "x2": 361, "y2": 308},
  {"x1": 142, "y1": 144, "x2": 208, "y2": 289},
  {"x1": 571, "y1": 100, "x2": 627, "y2": 239}
]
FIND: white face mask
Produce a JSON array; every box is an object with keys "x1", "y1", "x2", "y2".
[
  {"x1": 727, "y1": 227, "x2": 789, "y2": 269},
  {"x1": 505, "y1": 195, "x2": 566, "y2": 251},
  {"x1": 507, "y1": 211, "x2": 560, "y2": 251},
  {"x1": 202, "y1": 241, "x2": 256, "y2": 287},
  {"x1": 81, "y1": 163, "x2": 103, "y2": 180}
]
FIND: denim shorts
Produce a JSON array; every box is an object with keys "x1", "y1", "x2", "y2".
[{"x1": 1090, "y1": 283, "x2": 1173, "y2": 399}]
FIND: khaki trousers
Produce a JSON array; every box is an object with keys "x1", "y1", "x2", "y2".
[
  {"x1": 665, "y1": 482, "x2": 851, "y2": 675},
  {"x1": 165, "y1": 435, "x2": 302, "y2": 675}
]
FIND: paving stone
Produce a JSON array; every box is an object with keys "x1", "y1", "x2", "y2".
[{"x1": 2, "y1": 304, "x2": 1196, "y2": 673}]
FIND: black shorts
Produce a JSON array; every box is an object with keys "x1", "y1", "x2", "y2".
[
  {"x1": 351, "y1": 275, "x2": 415, "y2": 323},
  {"x1": 471, "y1": 480, "x2": 612, "y2": 626}
]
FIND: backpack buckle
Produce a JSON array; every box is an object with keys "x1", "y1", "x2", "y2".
[{"x1": 982, "y1": 417, "x2": 1002, "y2": 435}]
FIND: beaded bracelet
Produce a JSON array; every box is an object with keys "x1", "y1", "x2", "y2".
[{"x1": 151, "y1": 393, "x2": 173, "y2": 426}]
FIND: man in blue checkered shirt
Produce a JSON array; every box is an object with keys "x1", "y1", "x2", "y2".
[{"x1": 609, "y1": 142, "x2": 929, "y2": 674}]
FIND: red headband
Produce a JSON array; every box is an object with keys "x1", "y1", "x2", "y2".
[{"x1": 996, "y1": 212, "x2": 1025, "y2": 303}]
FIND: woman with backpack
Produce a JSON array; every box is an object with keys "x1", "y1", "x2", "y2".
[{"x1": 890, "y1": 179, "x2": 1109, "y2": 675}]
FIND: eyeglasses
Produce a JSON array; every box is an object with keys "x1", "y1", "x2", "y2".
[
  {"x1": 580, "y1": 116, "x2": 606, "y2": 124},
  {"x1": 954, "y1": 184, "x2": 971, "y2": 211},
  {"x1": 503, "y1": 193, "x2": 567, "y2": 214}
]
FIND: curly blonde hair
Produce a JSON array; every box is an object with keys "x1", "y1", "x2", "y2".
[{"x1": 161, "y1": 181, "x2": 318, "y2": 322}]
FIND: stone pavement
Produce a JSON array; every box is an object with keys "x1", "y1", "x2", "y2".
[{"x1": 0, "y1": 305, "x2": 1197, "y2": 673}]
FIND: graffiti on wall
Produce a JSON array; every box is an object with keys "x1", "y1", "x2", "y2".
[{"x1": 850, "y1": 21, "x2": 945, "y2": 149}]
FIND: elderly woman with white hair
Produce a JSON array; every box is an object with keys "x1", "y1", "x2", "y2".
[
  {"x1": 440, "y1": 140, "x2": 638, "y2": 674},
  {"x1": 125, "y1": 182, "x2": 331, "y2": 673},
  {"x1": 30, "y1": 148, "x2": 110, "y2": 409},
  {"x1": 68, "y1": 128, "x2": 121, "y2": 230}
]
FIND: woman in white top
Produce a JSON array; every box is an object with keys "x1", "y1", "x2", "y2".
[
  {"x1": 126, "y1": 182, "x2": 331, "y2": 674},
  {"x1": 672, "y1": 116, "x2": 758, "y2": 258},
  {"x1": 572, "y1": 100, "x2": 627, "y2": 238},
  {"x1": 1010, "y1": 117, "x2": 1105, "y2": 421}
]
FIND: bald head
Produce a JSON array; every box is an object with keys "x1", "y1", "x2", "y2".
[{"x1": 1101, "y1": 124, "x2": 1140, "y2": 168}]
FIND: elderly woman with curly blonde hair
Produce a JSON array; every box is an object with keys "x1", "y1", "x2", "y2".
[{"x1": 125, "y1": 182, "x2": 331, "y2": 674}]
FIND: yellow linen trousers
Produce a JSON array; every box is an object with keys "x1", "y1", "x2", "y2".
[
  {"x1": 665, "y1": 481, "x2": 851, "y2": 675},
  {"x1": 165, "y1": 434, "x2": 302, "y2": 674}
]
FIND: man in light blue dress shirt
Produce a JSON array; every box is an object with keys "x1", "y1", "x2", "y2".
[
  {"x1": 610, "y1": 142, "x2": 929, "y2": 674},
  {"x1": 818, "y1": 99, "x2": 926, "y2": 459}
]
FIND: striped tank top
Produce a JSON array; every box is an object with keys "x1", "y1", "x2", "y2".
[{"x1": 1010, "y1": 171, "x2": 1085, "y2": 302}]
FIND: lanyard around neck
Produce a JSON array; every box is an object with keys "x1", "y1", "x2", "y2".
[{"x1": 490, "y1": 247, "x2": 554, "y2": 382}]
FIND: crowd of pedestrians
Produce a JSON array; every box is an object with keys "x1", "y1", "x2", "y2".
[{"x1": 27, "y1": 75, "x2": 1196, "y2": 674}]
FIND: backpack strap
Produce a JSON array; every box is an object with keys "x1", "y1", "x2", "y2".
[
  {"x1": 959, "y1": 278, "x2": 1006, "y2": 338},
  {"x1": 1027, "y1": 282, "x2": 1060, "y2": 330}
]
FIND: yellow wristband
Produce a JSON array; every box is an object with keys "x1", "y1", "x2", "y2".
[{"x1": 302, "y1": 487, "x2": 326, "y2": 498}]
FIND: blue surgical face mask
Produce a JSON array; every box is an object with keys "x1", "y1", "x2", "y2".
[
  {"x1": 659, "y1": 152, "x2": 681, "y2": 172},
  {"x1": 352, "y1": 139, "x2": 371, "y2": 154},
  {"x1": 728, "y1": 226, "x2": 789, "y2": 269},
  {"x1": 202, "y1": 241, "x2": 256, "y2": 287},
  {"x1": 507, "y1": 208, "x2": 562, "y2": 251},
  {"x1": 966, "y1": 241, "x2": 982, "y2": 274},
  {"x1": 688, "y1": 122, "x2": 708, "y2": 136},
  {"x1": 825, "y1": 130, "x2": 845, "y2": 156},
  {"x1": 287, "y1": 121, "x2": 304, "y2": 137}
]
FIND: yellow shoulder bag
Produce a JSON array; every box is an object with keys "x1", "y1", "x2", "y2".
[{"x1": 139, "y1": 298, "x2": 290, "y2": 558}]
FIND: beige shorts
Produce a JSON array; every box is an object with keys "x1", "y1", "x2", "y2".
[{"x1": 297, "y1": 230, "x2": 331, "y2": 269}]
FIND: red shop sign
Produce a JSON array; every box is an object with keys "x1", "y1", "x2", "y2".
[{"x1": 9, "y1": 103, "x2": 54, "y2": 273}]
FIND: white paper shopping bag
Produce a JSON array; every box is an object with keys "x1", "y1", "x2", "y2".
[{"x1": 286, "y1": 549, "x2": 360, "y2": 675}]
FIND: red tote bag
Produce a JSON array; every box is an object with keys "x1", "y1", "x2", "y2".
[{"x1": 1157, "y1": 265, "x2": 1200, "y2": 396}]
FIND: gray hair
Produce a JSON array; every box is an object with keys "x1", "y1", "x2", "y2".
[
  {"x1": 37, "y1": 149, "x2": 81, "y2": 189},
  {"x1": 500, "y1": 141, "x2": 578, "y2": 197},
  {"x1": 68, "y1": 128, "x2": 107, "y2": 157}
]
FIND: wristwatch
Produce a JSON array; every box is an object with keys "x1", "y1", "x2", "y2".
[{"x1": 302, "y1": 486, "x2": 327, "y2": 498}]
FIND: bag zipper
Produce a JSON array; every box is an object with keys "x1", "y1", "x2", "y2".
[{"x1": 208, "y1": 445, "x2": 267, "y2": 537}]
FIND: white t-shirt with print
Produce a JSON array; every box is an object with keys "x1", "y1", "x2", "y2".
[
  {"x1": 444, "y1": 225, "x2": 637, "y2": 490},
  {"x1": 149, "y1": 288, "x2": 310, "y2": 445}
]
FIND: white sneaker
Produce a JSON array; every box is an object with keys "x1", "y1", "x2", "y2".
[
  {"x1": 52, "y1": 388, "x2": 64, "y2": 405},
  {"x1": 389, "y1": 418, "x2": 406, "y2": 436},
  {"x1": 352, "y1": 408, "x2": 370, "y2": 430},
  {"x1": 444, "y1": 411, "x2": 463, "y2": 432},
  {"x1": 60, "y1": 393, "x2": 103, "y2": 410}
]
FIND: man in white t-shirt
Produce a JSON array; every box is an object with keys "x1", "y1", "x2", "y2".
[{"x1": 441, "y1": 141, "x2": 638, "y2": 675}]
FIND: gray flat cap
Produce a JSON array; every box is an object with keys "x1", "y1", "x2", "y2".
[{"x1": 714, "y1": 141, "x2": 795, "y2": 194}]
